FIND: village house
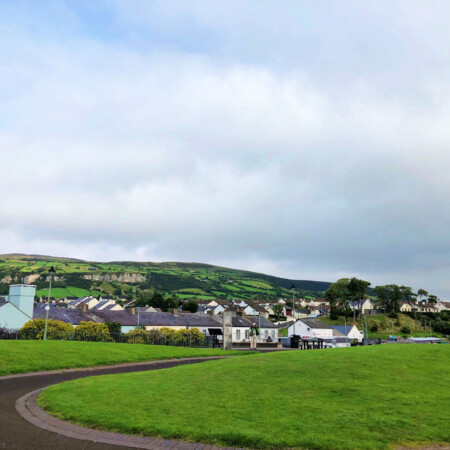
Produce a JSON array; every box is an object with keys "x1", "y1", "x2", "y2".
[
  {"x1": 330, "y1": 325, "x2": 363, "y2": 342},
  {"x1": 287, "y1": 318, "x2": 335, "y2": 339}
]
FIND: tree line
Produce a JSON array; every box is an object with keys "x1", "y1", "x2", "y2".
[{"x1": 324, "y1": 278, "x2": 440, "y2": 320}]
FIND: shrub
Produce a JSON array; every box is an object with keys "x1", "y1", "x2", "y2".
[
  {"x1": 126, "y1": 328, "x2": 150, "y2": 344},
  {"x1": 388, "y1": 312, "x2": 398, "y2": 319},
  {"x1": 73, "y1": 322, "x2": 112, "y2": 342},
  {"x1": 400, "y1": 326, "x2": 411, "y2": 334},
  {"x1": 20, "y1": 319, "x2": 73, "y2": 340},
  {"x1": 369, "y1": 323, "x2": 379, "y2": 332}
]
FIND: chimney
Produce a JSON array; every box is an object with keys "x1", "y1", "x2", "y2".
[
  {"x1": 9, "y1": 284, "x2": 36, "y2": 318},
  {"x1": 172, "y1": 308, "x2": 178, "y2": 316},
  {"x1": 130, "y1": 307, "x2": 136, "y2": 315},
  {"x1": 81, "y1": 303, "x2": 88, "y2": 313}
]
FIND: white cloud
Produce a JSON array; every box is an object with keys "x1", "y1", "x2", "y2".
[{"x1": 1, "y1": 1, "x2": 450, "y2": 298}]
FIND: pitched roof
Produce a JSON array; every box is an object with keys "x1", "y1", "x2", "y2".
[
  {"x1": 137, "y1": 312, "x2": 222, "y2": 328},
  {"x1": 330, "y1": 325, "x2": 357, "y2": 336},
  {"x1": 88, "y1": 310, "x2": 138, "y2": 326},
  {"x1": 298, "y1": 318, "x2": 332, "y2": 329},
  {"x1": 244, "y1": 315, "x2": 277, "y2": 328},
  {"x1": 33, "y1": 304, "x2": 92, "y2": 325}
]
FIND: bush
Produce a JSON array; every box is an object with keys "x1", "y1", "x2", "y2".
[
  {"x1": 369, "y1": 323, "x2": 379, "y2": 332},
  {"x1": 388, "y1": 312, "x2": 398, "y2": 319},
  {"x1": 400, "y1": 326, "x2": 411, "y2": 334},
  {"x1": 126, "y1": 328, "x2": 150, "y2": 344},
  {"x1": 73, "y1": 322, "x2": 112, "y2": 342},
  {"x1": 20, "y1": 319, "x2": 73, "y2": 340}
]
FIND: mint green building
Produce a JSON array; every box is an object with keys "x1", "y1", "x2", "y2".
[{"x1": 0, "y1": 284, "x2": 36, "y2": 330}]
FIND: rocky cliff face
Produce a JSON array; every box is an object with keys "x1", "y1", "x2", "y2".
[{"x1": 82, "y1": 273, "x2": 146, "y2": 283}]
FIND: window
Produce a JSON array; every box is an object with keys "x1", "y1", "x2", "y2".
[
  {"x1": 271, "y1": 330, "x2": 275, "y2": 338},
  {"x1": 264, "y1": 330, "x2": 268, "y2": 338},
  {"x1": 245, "y1": 329, "x2": 249, "y2": 340},
  {"x1": 236, "y1": 329, "x2": 241, "y2": 340}
]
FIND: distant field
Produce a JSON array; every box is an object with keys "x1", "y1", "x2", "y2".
[
  {"x1": 39, "y1": 345, "x2": 450, "y2": 449},
  {"x1": 35, "y1": 287, "x2": 101, "y2": 298},
  {"x1": 0, "y1": 341, "x2": 251, "y2": 376}
]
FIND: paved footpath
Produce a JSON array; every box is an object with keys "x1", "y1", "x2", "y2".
[{"x1": 0, "y1": 357, "x2": 240, "y2": 450}]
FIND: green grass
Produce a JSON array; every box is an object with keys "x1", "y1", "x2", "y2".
[
  {"x1": 34, "y1": 287, "x2": 101, "y2": 298},
  {"x1": 38, "y1": 345, "x2": 450, "y2": 449},
  {"x1": 0, "y1": 341, "x2": 251, "y2": 376}
]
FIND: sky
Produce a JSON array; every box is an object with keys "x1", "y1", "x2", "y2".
[{"x1": 1, "y1": 1, "x2": 450, "y2": 298}]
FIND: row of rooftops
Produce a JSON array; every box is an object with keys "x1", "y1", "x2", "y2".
[{"x1": 32, "y1": 303, "x2": 278, "y2": 328}]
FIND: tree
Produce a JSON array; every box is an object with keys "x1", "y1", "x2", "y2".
[
  {"x1": 182, "y1": 299, "x2": 199, "y2": 313},
  {"x1": 324, "y1": 278, "x2": 351, "y2": 309},
  {"x1": 272, "y1": 303, "x2": 284, "y2": 320},
  {"x1": 399, "y1": 286, "x2": 416, "y2": 305},
  {"x1": 150, "y1": 292, "x2": 165, "y2": 309},
  {"x1": 347, "y1": 277, "x2": 371, "y2": 320},
  {"x1": 164, "y1": 297, "x2": 178, "y2": 310},
  {"x1": 417, "y1": 289, "x2": 428, "y2": 304},
  {"x1": 374, "y1": 285, "x2": 402, "y2": 314},
  {"x1": 427, "y1": 294, "x2": 438, "y2": 304}
]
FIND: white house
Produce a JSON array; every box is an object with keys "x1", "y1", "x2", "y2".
[
  {"x1": 287, "y1": 318, "x2": 334, "y2": 339},
  {"x1": 330, "y1": 325, "x2": 364, "y2": 342},
  {"x1": 68, "y1": 296, "x2": 99, "y2": 310},
  {"x1": 349, "y1": 299, "x2": 375, "y2": 314}
]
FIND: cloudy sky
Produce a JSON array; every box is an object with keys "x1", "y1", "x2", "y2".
[{"x1": 1, "y1": 1, "x2": 450, "y2": 298}]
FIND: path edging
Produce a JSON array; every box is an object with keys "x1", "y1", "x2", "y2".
[{"x1": 1, "y1": 355, "x2": 229, "y2": 380}]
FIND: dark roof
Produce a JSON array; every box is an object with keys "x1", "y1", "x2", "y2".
[
  {"x1": 33, "y1": 304, "x2": 92, "y2": 325},
  {"x1": 0, "y1": 298, "x2": 8, "y2": 307},
  {"x1": 244, "y1": 315, "x2": 277, "y2": 328},
  {"x1": 298, "y1": 318, "x2": 332, "y2": 329},
  {"x1": 215, "y1": 315, "x2": 277, "y2": 328},
  {"x1": 137, "y1": 312, "x2": 222, "y2": 328},
  {"x1": 88, "y1": 310, "x2": 138, "y2": 326},
  {"x1": 330, "y1": 325, "x2": 356, "y2": 336},
  {"x1": 245, "y1": 302, "x2": 266, "y2": 312},
  {"x1": 102, "y1": 304, "x2": 120, "y2": 311}
]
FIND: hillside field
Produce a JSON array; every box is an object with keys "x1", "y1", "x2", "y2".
[{"x1": 0, "y1": 253, "x2": 330, "y2": 301}]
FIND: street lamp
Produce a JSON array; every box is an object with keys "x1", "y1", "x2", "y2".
[
  {"x1": 43, "y1": 266, "x2": 56, "y2": 341},
  {"x1": 291, "y1": 284, "x2": 296, "y2": 332}
]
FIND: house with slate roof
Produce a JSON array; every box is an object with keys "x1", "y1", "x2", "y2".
[
  {"x1": 330, "y1": 324, "x2": 363, "y2": 342},
  {"x1": 287, "y1": 318, "x2": 335, "y2": 339}
]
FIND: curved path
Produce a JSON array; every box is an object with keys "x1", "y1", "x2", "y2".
[{"x1": 0, "y1": 357, "x2": 236, "y2": 450}]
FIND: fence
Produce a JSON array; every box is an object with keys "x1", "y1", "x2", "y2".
[{"x1": 0, "y1": 327, "x2": 221, "y2": 349}]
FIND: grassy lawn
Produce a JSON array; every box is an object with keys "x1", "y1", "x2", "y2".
[
  {"x1": 0, "y1": 341, "x2": 251, "y2": 376},
  {"x1": 39, "y1": 345, "x2": 450, "y2": 449}
]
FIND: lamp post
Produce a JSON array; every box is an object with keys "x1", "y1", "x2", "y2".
[
  {"x1": 291, "y1": 284, "x2": 296, "y2": 333},
  {"x1": 43, "y1": 266, "x2": 56, "y2": 341}
]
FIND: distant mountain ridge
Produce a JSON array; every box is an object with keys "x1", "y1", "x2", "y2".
[{"x1": 0, "y1": 254, "x2": 331, "y2": 301}]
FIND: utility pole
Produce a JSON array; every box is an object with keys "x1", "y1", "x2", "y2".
[
  {"x1": 364, "y1": 316, "x2": 368, "y2": 339},
  {"x1": 291, "y1": 284, "x2": 295, "y2": 335},
  {"x1": 429, "y1": 321, "x2": 432, "y2": 337},
  {"x1": 43, "y1": 266, "x2": 56, "y2": 341}
]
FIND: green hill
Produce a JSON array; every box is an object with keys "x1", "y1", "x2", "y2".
[{"x1": 0, "y1": 254, "x2": 330, "y2": 301}]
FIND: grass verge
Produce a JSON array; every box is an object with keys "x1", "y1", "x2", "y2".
[
  {"x1": 39, "y1": 345, "x2": 450, "y2": 449},
  {"x1": 0, "y1": 340, "x2": 251, "y2": 376}
]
